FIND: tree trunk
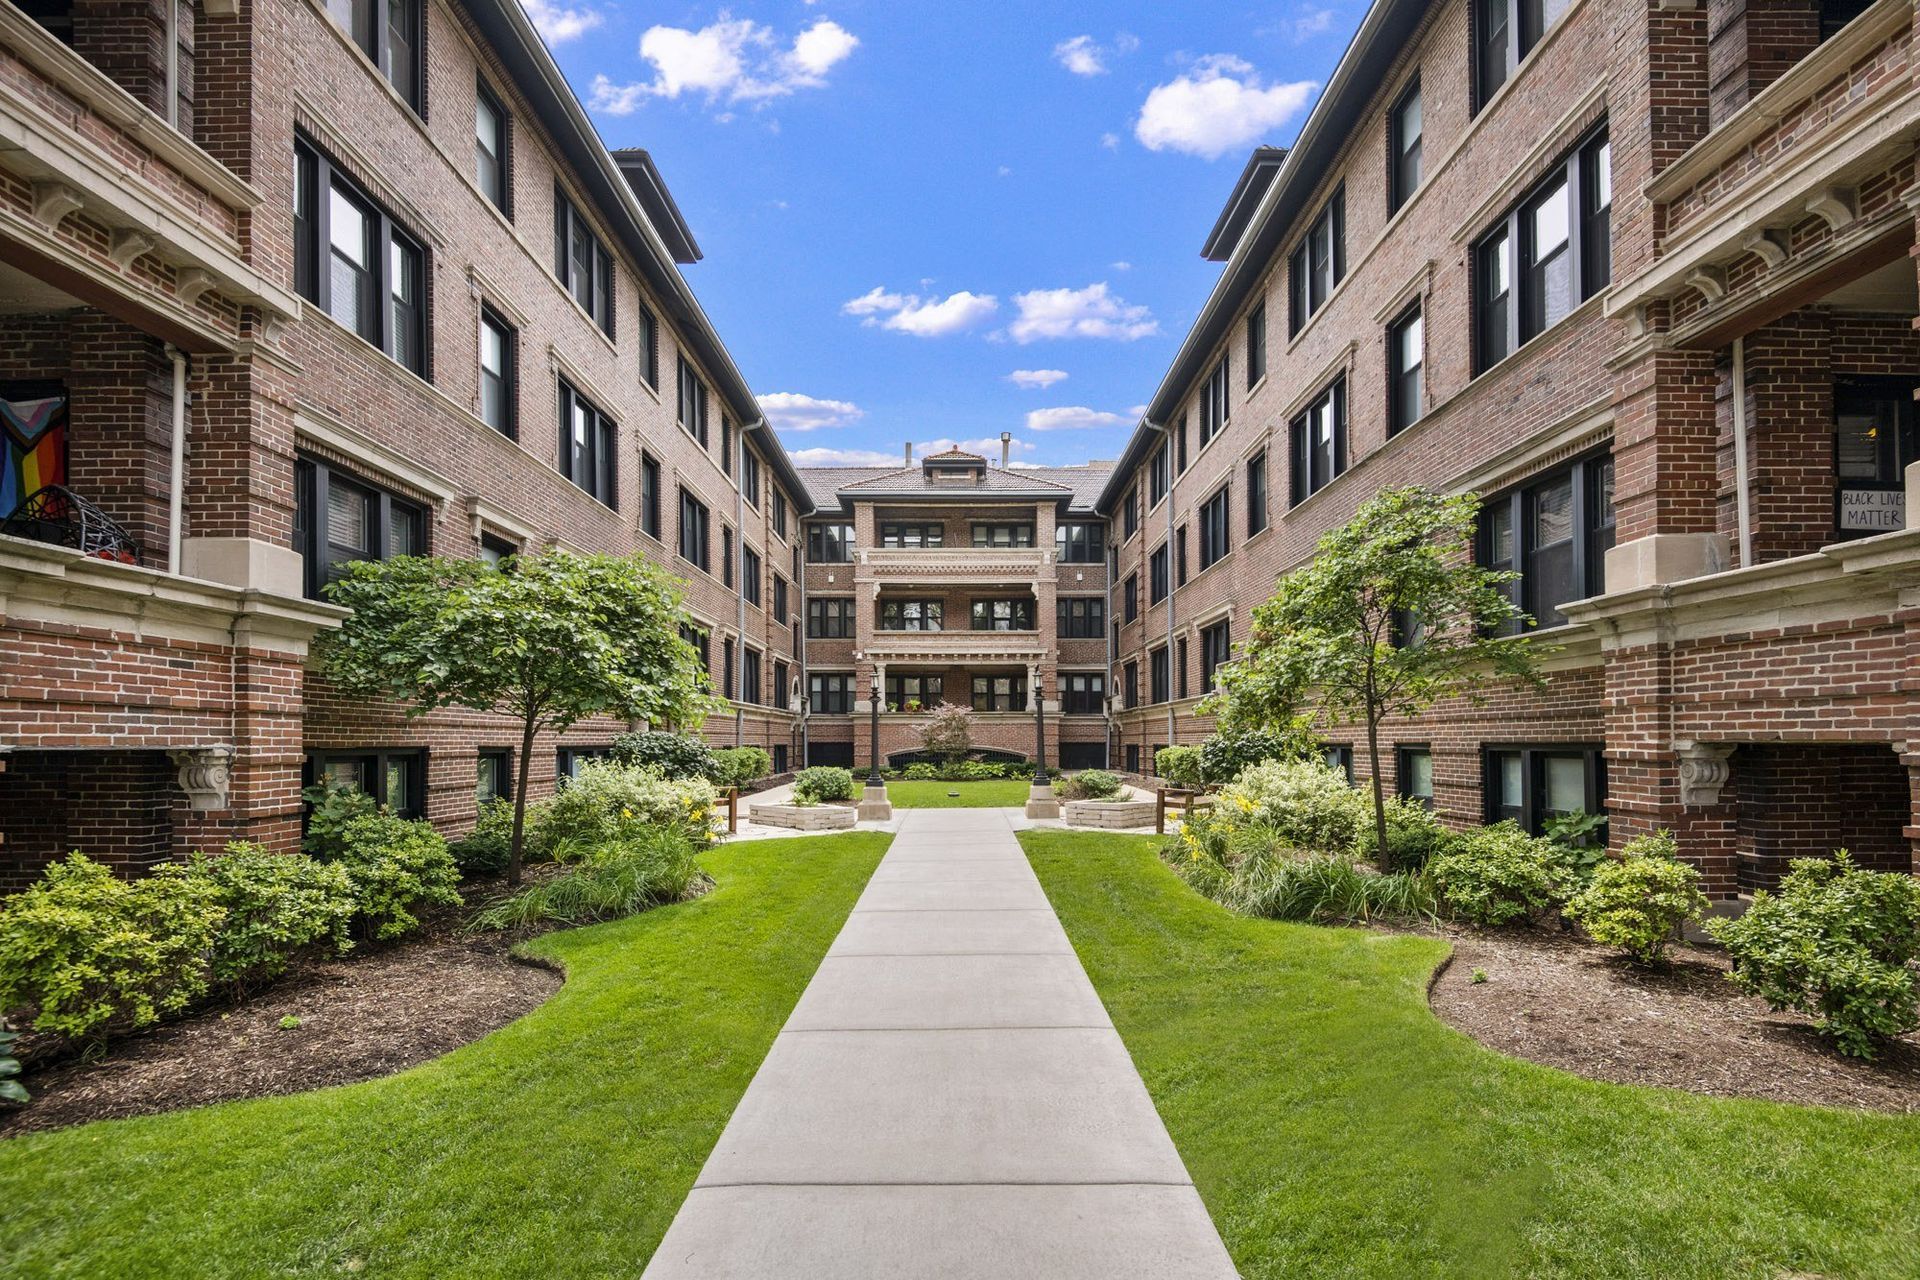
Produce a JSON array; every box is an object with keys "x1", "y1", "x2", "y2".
[
  {"x1": 1365, "y1": 713, "x2": 1390, "y2": 872},
  {"x1": 508, "y1": 714, "x2": 539, "y2": 887}
]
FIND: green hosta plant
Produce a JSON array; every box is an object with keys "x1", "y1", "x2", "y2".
[
  {"x1": 1545, "y1": 808, "x2": 1612, "y2": 889},
  {"x1": 1563, "y1": 831, "x2": 1707, "y2": 964},
  {"x1": 1708, "y1": 851, "x2": 1920, "y2": 1059},
  {"x1": 0, "y1": 1029, "x2": 26, "y2": 1106},
  {"x1": 155, "y1": 843, "x2": 356, "y2": 994},
  {"x1": 1427, "y1": 822, "x2": 1573, "y2": 926}
]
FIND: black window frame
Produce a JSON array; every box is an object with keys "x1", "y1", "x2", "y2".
[
  {"x1": 878, "y1": 598, "x2": 944, "y2": 631},
  {"x1": 808, "y1": 522, "x2": 854, "y2": 563},
  {"x1": 808, "y1": 597, "x2": 854, "y2": 638},
  {"x1": 1123, "y1": 661, "x2": 1139, "y2": 709},
  {"x1": 1246, "y1": 300, "x2": 1268, "y2": 388},
  {"x1": 323, "y1": 0, "x2": 423, "y2": 113},
  {"x1": 307, "y1": 747, "x2": 425, "y2": 818},
  {"x1": 1199, "y1": 356, "x2": 1230, "y2": 449},
  {"x1": 476, "y1": 747, "x2": 512, "y2": 802},
  {"x1": 1474, "y1": 0, "x2": 1571, "y2": 110},
  {"x1": 1389, "y1": 77, "x2": 1422, "y2": 212},
  {"x1": 772, "y1": 574, "x2": 789, "y2": 624},
  {"x1": 1057, "y1": 596, "x2": 1106, "y2": 639},
  {"x1": 1056, "y1": 521, "x2": 1103, "y2": 563},
  {"x1": 971, "y1": 675, "x2": 1028, "y2": 712},
  {"x1": 557, "y1": 378, "x2": 617, "y2": 508},
  {"x1": 552, "y1": 184, "x2": 615, "y2": 336},
  {"x1": 478, "y1": 303, "x2": 516, "y2": 438},
  {"x1": 772, "y1": 489, "x2": 789, "y2": 541},
  {"x1": 1483, "y1": 744, "x2": 1606, "y2": 834},
  {"x1": 741, "y1": 647, "x2": 762, "y2": 705},
  {"x1": 885, "y1": 674, "x2": 944, "y2": 709},
  {"x1": 1246, "y1": 450, "x2": 1269, "y2": 536},
  {"x1": 1149, "y1": 438, "x2": 1170, "y2": 507},
  {"x1": 1479, "y1": 450, "x2": 1614, "y2": 632},
  {"x1": 1060, "y1": 671, "x2": 1106, "y2": 715},
  {"x1": 1397, "y1": 744, "x2": 1434, "y2": 808},
  {"x1": 1149, "y1": 645, "x2": 1170, "y2": 704},
  {"x1": 1149, "y1": 542, "x2": 1169, "y2": 604},
  {"x1": 809, "y1": 673, "x2": 854, "y2": 714},
  {"x1": 293, "y1": 454, "x2": 427, "y2": 600},
  {"x1": 881, "y1": 521, "x2": 945, "y2": 548},
  {"x1": 1288, "y1": 376, "x2": 1349, "y2": 506},
  {"x1": 638, "y1": 303, "x2": 660, "y2": 390},
  {"x1": 972, "y1": 522, "x2": 1035, "y2": 548},
  {"x1": 1287, "y1": 186, "x2": 1346, "y2": 336},
  {"x1": 1388, "y1": 302, "x2": 1425, "y2": 436},
  {"x1": 1198, "y1": 486, "x2": 1231, "y2": 571},
  {"x1": 1122, "y1": 485, "x2": 1138, "y2": 540},
  {"x1": 675, "y1": 356, "x2": 709, "y2": 448},
  {"x1": 970, "y1": 598, "x2": 1035, "y2": 631},
  {"x1": 474, "y1": 78, "x2": 511, "y2": 215},
  {"x1": 1199, "y1": 619, "x2": 1231, "y2": 693},
  {"x1": 678, "y1": 487, "x2": 711, "y2": 572},
  {"x1": 741, "y1": 543, "x2": 762, "y2": 607},
  {"x1": 640, "y1": 452, "x2": 662, "y2": 540},
  {"x1": 293, "y1": 137, "x2": 428, "y2": 377},
  {"x1": 1123, "y1": 572, "x2": 1139, "y2": 623}
]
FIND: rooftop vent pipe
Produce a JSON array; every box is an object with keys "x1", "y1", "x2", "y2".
[
  {"x1": 999, "y1": 431, "x2": 1011, "y2": 468},
  {"x1": 904, "y1": 441, "x2": 913, "y2": 466}
]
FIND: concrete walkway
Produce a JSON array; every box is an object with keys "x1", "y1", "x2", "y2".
[{"x1": 642, "y1": 808, "x2": 1238, "y2": 1279}]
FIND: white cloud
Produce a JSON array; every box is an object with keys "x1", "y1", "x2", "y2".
[
  {"x1": 1054, "y1": 31, "x2": 1138, "y2": 76},
  {"x1": 588, "y1": 16, "x2": 858, "y2": 115},
  {"x1": 1290, "y1": 7, "x2": 1337, "y2": 40},
  {"x1": 1100, "y1": 131, "x2": 1121, "y2": 151},
  {"x1": 1007, "y1": 369, "x2": 1069, "y2": 390},
  {"x1": 1111, "y1": 260, "x2": 1132, "y2": 271},
  {"x1": 758, "y1": 392, "x2": 864, "y2": 432},
  {"x1": 1026, "y1": 406, "x2": 1132, "y2": 432},
  {"x1": 785, "y1": 436, "x2": 1034, "y2": 468},
  {"x1": 521, "y1": 0, "x2": 599, "y2": 44},
  {"x1": 785, "y1": 445, "x2": 908, "y2": 468},
  {"x1": 842, "y1": 286, "x2": 999, "y2": 337},
  {"x1": 1135, "y1": 55, "x2": 1316, "y2": 160},
  {"x1": 1007, "y1": 282, "x2": 1157, "y2": 343}
]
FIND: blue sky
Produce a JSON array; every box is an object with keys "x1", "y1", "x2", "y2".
[{"x1": 529, "y1": 0, "x2": 1364, "y2": 468}]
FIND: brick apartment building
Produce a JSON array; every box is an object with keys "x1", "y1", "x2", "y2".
[
  {"x1": 1094, "y1": 0, "x2": 1920, "y2": 892},
  {"x1": 0, "y1": 0, "x2": 815, "y2": 885}
]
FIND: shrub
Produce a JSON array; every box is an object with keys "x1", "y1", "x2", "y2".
[
  {"x1": 1155, "y1": 746, "x2": 1205, "y2": 790},
  {"x1": 470, "y1": 826, "x2": 707, "y2": 930},
  {"x1": 609, "y1": 730, "x2": 717, "y2": 781},
  {"x1": 1544, "y1": 808, "x2": 1612, "y2": 889},
  {"x1": 1230, "y1": 851, "x2": 1435, "y2": 924},
  {"x1": 0, "y1": 1030, "x2": 25, "y2": 1106},
  {"x1": 1219, "y1": 758, "x2": 1369, "y2": 856},
  {"x1": 902, "y1": 762, "x2": 938, "y2": 781},
  {"x1": 301, "y1": 777, "x2": 377, "y2": 860},
  {"x1": 1427, "y1": 823, "x2": 1572, "y2": 926},
  {"x1": 534, "y1": 760, "x2": 721, "y2": 850},
  {"x1": 1351, "y1": 797, "x2": 1456, "y2": 872},
  {"x1": 1564, "y1": 831, "x2": 1707, "y2": 964},
  {"x1": 1197, "y1": 725, "x2": 1314, "y2": 786},
  {"x1": 448, "y1": 797, "x2": 522, "y2": 878},
  {"x1": 156, "y1": 844, "x2": 355, "y2": 993},
  {"x1": 793, "y1": 766, "x2": 855, "y2": 804},
  {"x1": 918, "y1": 704, "x2": 975, "y2": 762},
  {"x1": 708, "y1": 746, "x2": 771, "y2": 791},
  {"x1": 1708, "y1": 851, "x2": 1920, "y2": 1059},
  {"x1": 322, "y1": 814, "x2": 462, "y2": 941},
  {"x1": 0, "y1": 853, "x2": 225, "y2": 1040},
  {"x1": 1054, "y1": 769, "x2": 1122, "y2": 801}
]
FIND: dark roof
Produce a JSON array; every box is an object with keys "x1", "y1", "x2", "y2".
[
  {"x1": 1200, "y1": 146, "x2": 1289, "y2": 262},
  {"x1": 1097, "y1": 0, "x2": 1426, "y2": 514},
  {"x1": 798, "y1": 461, "x2": 1116, "y2": 515},
  {"x1": 611, "y1": 150, "x2": 702, "y2": 264}
]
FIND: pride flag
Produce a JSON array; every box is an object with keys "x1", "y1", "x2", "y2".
[{"x1": 1, "y1": 390, "x2": 68, "y2": 519}]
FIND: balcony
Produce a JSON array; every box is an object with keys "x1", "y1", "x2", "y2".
[
  {"x1": 859, "y1": 545, "x2": 1049, "y2": 584},
  {"x1": 863, "y1": 629, "x2": 1049, "y2": 664}
]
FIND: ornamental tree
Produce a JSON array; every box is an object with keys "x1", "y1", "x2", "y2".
[
  {"x1": 919, "y1": 703, "x2": 974, "y2": 767},
  {"x1": 1207, "y1": 487, "x2": 1541, "y2": 868},
  {"x1": 317, "y1": 549, "x2": 717, "y2": 884}
]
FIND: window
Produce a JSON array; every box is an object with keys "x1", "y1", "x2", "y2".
[
  {"x1": 474, "y1": 80, "x2": 509, "y2": 213},
  {"x1": 1480, "y1": 452, "x2": 1614, "y2": 631},
  {"x1": 1176, "y1": 413, "x2": 1189, "y2": 473},
  {"x1": 1058, "y1": 596, "x2": 1105, "y2": 639},
  {"x1": 1125, "y1": 743, "x2": 1140, "y2": 773},
  {"x1": 885, "y1": 674, "x2": 944, "y2": 709},
  {"x1": 722, "y1": 529, "x2": 734, "y2": 588},
  {"x1": 1246, "y1": 451, "x2": 1269, "y2": 536},
  {"x1": 1149, "y1": 543, "x2": 1169, "y2": 605},
  {"x1": 478, "y1": 533, "x2": 517, "y2": 569},
  {"x1": 741, "y1": 448, "x2": 762, "y2": 508},
  {"x1": 678, "y1": 488, "x2": 710, "y2": 571},
  {"x1": 552, "y1": 185, "x2": 614, "y2": 335},
  {"x1": 293, "y1": 455, "x2": 425, "y2": 600},
  {"x1": 1199, "y1": 356, "x2": 1230, "y2": 449},
  {"x1": 1322, "y1": 745, "x2": 1355, "y2": 781},
  {"x1": 1149, "y1": 439, "x2": 1170, "y2": 507},
  {"x1": 1122, "y1": 485, "x2": 1138, "y2": 540},
  {"x1": 1398, "y1": 746, "x2": 1434, "y2": 807},
  {"x1": 309, "y1": 748, "x2": 425, "y2": 818},
  {"x1": 1475, "y1": 0, "x2": 1571, "y2": 108},
  {"x1": 1177, "y1": 636, "x2": 1189, "y2": 700},
  {"x1": 1287, "y1": 186, "x2": 1346, "y2": 335},
  {"x1": 972, "y1": 523, "x2": 1035, "y2": 548},
  {"x1": 742, "y1": 648, "x2": 762, "y2": 705},
  {"x1": 773, "y1": 660, "x2": 790, "y2": 709},
  {"x1": 722, "y1": 638, "x2": 734, "y2": 700},
  {"x1": 810, "y1": 673, "x2": 854, "y2": 714},
  {"x1": 556, "y1": 746, "x2": 613, "y2": 781},
  {"x1": 772, "y1": 490, "x2": 789, "y2": 540},
  {"x1": 1060, "y1": 672, "x2": 1105, "y2": 715},
  {"x1": 1389, "y1": 79, "x2": 1422, "y2": 211},
  {"x1": 293, "y1": 140, "x2": 427, "y2": 376},
  {"x1": 1056, "y1": 521, "x2": 1103, "y2": 563},
  {"x1": 1150, "y1": 646, "x2": 1170, "y2": 704},
  {"x1": 741, "y1": 545, "x2": 762, "y2": 606},
  {"x1": 971, "y1": 599, "x2": 1034, "y2": 630},
  {"x1": 1123, "y1": 573, "x2": 1139, "y2": 623},
  {"x1": 1198, "y1": 486, "x2": 1231, "y2": 570},
  {"x1": 879, "y1": 599, "x2": 943, "y2": 631},
  {"x1": 1199, "y1": 619, "x2": 1231, "y2": 693},
  {"x1": 1123, "y1": 661, "x2": 1139, "y2": 709},
  {"x1": 1246, "y1": 301, "x2": 1267, "y2": 387},
  {"x1": 676, "y1": 357, "x2": 709, "y2": 447},
  {"x1": 640, "y1": 453, "x2": 662, "y2": 539},
  {"x1": 638, "y1": 304, "x2": 659, "y2": 389},
  {"x1": 1485, "y1": 745, "x2": 1604, "y2": 834},
  {"x1": 476, "y1": 305, "x2": 516, "y2": 437},
  {"x1": 772, "y1": 575, "x2": 788, "y2": 624},
  {"x1": 1289, "y1": 376, "x2": 1348, "y2": 505},
  {"x1": 881, "y1": 522, "x2": 944, "y2": 548},
  {"x1": 808, "y1": 522, "x2": 854, "y2": 563},
  {"x1": 1834, "y1": 378, "x2": 1920, "y2": 538},
  {"x1": 720, "y1": 418, "x2": 734, "y2": 478},
  {"x1": 972, "y1": 675, "x2": 1027, "y2": 712},
  {"x1": 477, "y1": 748, "x2": 512, "y2": 802},
  {"x1": 1388, "y1": 304, "x2": 1425, "y2": 435},
  {"x1": 322, "y1": 0, "x2": 421, "y2": 110},
  {"x1": 809, "y1": 597, "x2": 854, "y2": 638},
  {"x1": 558, "y1": 380, "x2": 617, "y2": 507},
  {"x1": 1474, "y1": 128, "x2": 1610, "y2": 373}
]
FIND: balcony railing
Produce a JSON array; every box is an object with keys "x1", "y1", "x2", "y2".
[
  {"x1": 859, "y1": 545, "x2": 1050, "y2": 581},
  {"x1": 863, "y1": 629, "x2": 1049, "y2": 663}
]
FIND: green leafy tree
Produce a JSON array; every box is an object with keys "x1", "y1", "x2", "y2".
[
  {"x1": 1208, "y1": 487, "x2": 1541, "y2": 867},
  {"x1": 318, "y1": 549, "x2": 717, "y2": 885}
]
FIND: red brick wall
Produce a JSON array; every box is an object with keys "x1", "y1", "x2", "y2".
[{"x1": 1735, "y1": 744, "x2": 1912, "y2": 886}]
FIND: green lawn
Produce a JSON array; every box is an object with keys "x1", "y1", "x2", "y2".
[
  {"x1": 886, "y1": 779, "x2": 1031, "y2": 807},
  {"x1": 0, "y1": 832, "x2": 891, "y2": 1280},
  {"x1": 1020, "y1": 829, "x2": 1920, "y2": 1280}
]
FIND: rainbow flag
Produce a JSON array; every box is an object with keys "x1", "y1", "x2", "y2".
[{"x1": 1, "y1": 390, "x2": 68, "y2": 519}]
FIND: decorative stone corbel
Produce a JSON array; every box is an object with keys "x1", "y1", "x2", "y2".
[
  {"x1": 1805, "y1": 188, "x2": 1857, "y2": 232},
  {"x1": 169, "y1": 746, "x2": 236, "y2": 812},
  {"x1": 175, "y1": 268, "x2": 217, "y2": 307},
  {"x1": 109, "y1": 228, "x2": 156, "y2": 270},
  {"x1": 1673, "y1": 740, "x2": 1735, "y2": 808},
  {"x1": 1686, "y1": 265, "x2": 1727, "y2": 302},
  {"x1": 1741, "y1": 229, "x2": 1788, "y2": 270},
  {"x1": 30, "y1": 181, "x2": 83, "y2": 229}
]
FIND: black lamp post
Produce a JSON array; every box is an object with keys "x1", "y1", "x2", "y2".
[
  {"x1": 867, "y1": 670, "x2": 885, "y2": 786},
  {"x1": 1030, "y1": 671, "x2": 1049, "y2": 785}
]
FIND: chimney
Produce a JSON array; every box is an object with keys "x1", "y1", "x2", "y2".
[
  {"x1": 999, "y1": 432, "x2": 1011, "y2": 468},
  {"x1": 904, "y1": 441, "x2": 913, "y2": 466}
]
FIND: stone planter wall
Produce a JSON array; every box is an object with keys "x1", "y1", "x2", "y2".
[
  {"x1": 1063, "y1": 799, "x2": 1158, "y2": 829},
  {"x1": 749, "y1": 803, "x2": 857, "y2": 832}
]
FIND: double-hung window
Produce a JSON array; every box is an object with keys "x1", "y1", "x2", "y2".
[
  {"x1": 1122, "y1": 486, "x2": 1139, "y2": 540},
  {"x1": 474, "y1": 80, "x2": 510, "y2": 213},
  {"x1": 1057, "y1": 597, "x2": 1105, "y2": 639},
  {"x1": 808, "y1": 522, "x2": 854, "y2": 563},
  {"x1": 1246, "y1": 302, "x2": 1267, "y2": 387},
  {"x1": 741, "y1": 545, "x2": 762, "y2": 606},
  {"x1": 1149, "y1": 439, "x2": 1170, "y2": 506},
  {"x1": 1176, "y1": 525, "x2": 1189, "y2": 586},
  {"x1": 973, "y1": 523, "x2": 1034, "y2": 548},
  {"x1": 1485, "y1": 745, "x2": 1604, "y2": 833},
  {"x1": 552, "y1": 185, "x2": 615, "y2": 335},
  {"x1": 1123, "y1": 573, "x2": 1139, "y2": 623},
  {"x1": 772, "y1": 490, "x2": 789, "y2": 540},
  {"x1": 1388, "y1": 304, "x2": 1425, "y2": 435},
  {"x1": 1287, "y1": 186, "x2": 1346, "y2": 335},
  {"x1": 885, "y1": 674, "x2": 944, "y2": 709},
  {"x1": 720, "y1": 418, "x2": 734, "y2": 477},
  {"x1": 742, "y1": 649, "x2": 762, "y2": 704},
  {"x1": 1289, "y1": 376, "x2": 1348, "y2": 505},
  {"x1": 640, "y1": 453, "x2": 662, "y2": 539},
  {"x1": 478, "y1": 305, "x2": 516, "y2": 436},
  {"x1": 722, "y1": 529, "x2": 734, "y2": 588},
  {"x1": 638, "y1": 304, "x2": 659, "y2": 389},
  {"x1": 1123, "y1": 661, "x2": 1139, "y2": 709},
  {"x1": 678, "y1": 488, "x2": 710, "y2": 572},
  {"x1": 558, "y1": 380, "x2": 617, "y2": 507},
  {"x1": 477, "y1": 748, "x2": 512, "y2": 802},
  {"x1": 1149, "y1": 543, "x2": 1169, "y2": 605},
  {"x1": 879, "y1": 599, "x2": 942, "y2": 631},
  {"x1": 1060, "y1": 672, "x2": 1105, "y2": 715},
  {"x1": 1475, "y1": 0, "x2": 1572, "y2": 108},
  {"x1": 1389, "y1": 79, "x2": 1422, "y2": 211},
  {"x1": 1246, "y1": 450, "x2": 1269, "y2": 536},
  {"x1": 1198, "y1": 486, "x2": 1231, "y2": 570},
  {"x1": 294, "y1": 454, "x2": 425, "y2": 600},
  {"x1": 323, "y1": 0, "x2": 421, "y2": 111},
  {"x1": 1199, "y1": 619, "x2": 1232, "y2": 692},
  {"x1": 676, "y1": 357, "x2": 710, "y2": 447},
  {"x1": 972, "y1": 675, "x2": 1027, "y2": 712},
  {"x1": 1150, "y1": 646, "x2": 1170, "y2": 704},
  {"x1": 772, "y1": 575, "x2": 788, "y2": 623},
  {"x1": 1199, "y1": 357, "x2": 1230, "y2": 449},
  {"x1": 1056, "y1": 522, "x2": 1102, "y2": 563},
  {"x1": 810, "y1": 674, "x2": 853, "y2": 714},
  {"x1": 1474, "y1": 128, "x2": 1610, "y2": 374},
  {"x1": 882, "y1": 522, "x2": 943, "y2": 548},
  {"x1": 1398, "y1": 746, "x2": 1434, "y2": 807},
  {"x1": 741, "y1": 448, "x2": 762, "y2": 507},
  {"x1": 1480, "y1": 452, "x2": 1615, "y2": 631},
  {"x1": 679, "y1": 623, "x2": 711, "y2": 675},
  {"x1": 808, "y1": 597, "x2": 854, "y2": 638},
  {"x1": 294, "y1": 139, "x2": 427, "y2": 377},
  {"x1": 971, "y1": 599, "x2": 1034, "y2": 631}
]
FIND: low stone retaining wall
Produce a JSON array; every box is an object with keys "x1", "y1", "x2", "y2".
[
  {"x1": 748, "y1": 803, "x2": 857, "y2": 832},
  {"x1": 1063, "y1": 799, "x2": 1158, "y2": 829}
]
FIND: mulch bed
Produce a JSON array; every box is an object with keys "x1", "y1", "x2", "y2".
[
  {"x1": 2, "y1": 892, "x2": 563, "y2": 1138},
  {"x1": 1420, "y1": 923, "x2": 1920, "y2": 1114}
]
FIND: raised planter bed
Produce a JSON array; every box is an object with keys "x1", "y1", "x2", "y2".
[
  {"x1": 1063, "y1": 799, "x2": 1158, "y2": 829},
  {"x1": 748, "y1": 802, "x2": 856, "y2": 832}
]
